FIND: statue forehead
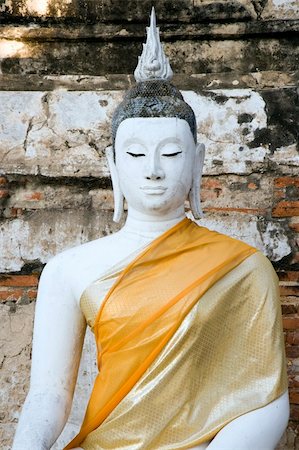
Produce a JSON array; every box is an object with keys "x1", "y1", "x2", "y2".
[{"x1": 115, "y1": 117, "x2": 193, "y2": 142}]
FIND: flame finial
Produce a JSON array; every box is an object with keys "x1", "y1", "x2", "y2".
[{"x1": 134, "y1": 7, "x2": 173, "y2": 82}]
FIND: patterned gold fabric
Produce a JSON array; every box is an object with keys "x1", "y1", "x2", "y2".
[{"x1": 79, "y1": 251, "x2": 287, "y2": 450}]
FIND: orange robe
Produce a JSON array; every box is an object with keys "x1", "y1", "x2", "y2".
[{"x1": 65, "y1": 218, "x2": 287, "y2": 449}]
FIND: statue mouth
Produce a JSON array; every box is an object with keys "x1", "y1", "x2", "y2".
[{"x1": 140, "y1": 186, "x2": 167, "y2": 194}]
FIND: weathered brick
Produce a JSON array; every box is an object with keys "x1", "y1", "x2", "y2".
[
  {"x1": 0, "y1": 176, "x2": 8, "y2": 185},
  {"x1": 0, "y1": 288, "x2": 24, "y2": 302},
  {"x1": 203, "y1": 206, "x2": 267, "y2": 215},
  {"x1": 272, "y1": 201, "x2": 299, "y2": 218},
  {"x1": 0, "y1": 189, "x2": 9, "y2": 199},
  {"x1": 290, "y1": 404, "x2": 299, "y2": 421},
  {"x1": 278, "y1": 272, "x2": 299, "y2": 282},
  {"x1": 0, "y1": 274, "x2": 39, "y2": 287},
  {"x1": 290, "y1": 389, "x2": 299, "y2": 405},
  {"x1": 274, "y1": 177, "x2": 299, "y2": 189},
  {"x1": 283, "y1": 317, "x2": 299, "y2": 330},
  {"x1": 287, "y1": 346, "x2": 299, "y2": 359},
  {"x1": 289, "y1": 218, "x2": 299, "y2": 233},
  {"x1": 282, "y1": 304, "x2": 298, "y2": 315},
  {"x1": 24, "y1": 192, "x2": 44, "y2": 201},
  {"x1": 291, "y1": 253, "x2": 299, "y2": 265},
  {"x1": 280, "y1": 286, "x2": 299, "y2": 297},
  {"x1": 286, "y1": 331, "x2": 299, "y2": 346}
]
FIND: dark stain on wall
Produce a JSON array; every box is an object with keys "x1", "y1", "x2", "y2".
[{"x1": 248, "y1": 88, "x2": 299, "y2": 152}]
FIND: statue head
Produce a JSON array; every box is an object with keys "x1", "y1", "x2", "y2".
[{"x1": 106, "y1": 8, "x2": 205, "y2": 222}]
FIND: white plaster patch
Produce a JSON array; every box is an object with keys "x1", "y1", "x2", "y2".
[
  {"x1": 0, "y1": 0, "x2": 13, "y2": 13},
  {"x1": 261, "y1": 221, "x2": 293, "y2": 262},
  {"x1": 0, "y1": 92, "x2": 45, "y2": 159},
  {"x1": 261, "y1": 0, "x2": 299, "y2": 19},
  {"x1": 0, "y1": 89, "x2": 293, "y2": 178},
  {"x1": 0, "y1": 210, "x2": 115, "y2": 272},
  {"x1": 183, "y1": 89, "x2": 269, "y2": 175},
  {"x1": 0, "y1": 91, "x2": 123, "y2": 178},
  {"x1": 25, "y1": 0, "x2": 49, "y2": 16},
  {"x1": 197, "y1": 214, "x2": 291, "y2": 261},
  {"x1": 0, "y1": 40, "x2": 31, "y2": 58},
  {"x1": 269, "y1": 143, "x2": 299, "y2": 167}
]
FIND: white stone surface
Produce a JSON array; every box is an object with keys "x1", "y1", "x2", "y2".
[
  {"x1": 0, "y1": 210, "x2": 117, "y2": 272},
  {"x1": 198, "y1": 214, "x2": 292, "y2": 261},
  {"x1": 261, "y1": 0, "x2": 299, "y2": 19},
  {"x1": 183, "y1": 89, "x2": 270, "y2": 175},
  {"x1": 0, "y1": 91, "x2": 122, "y2": 177},
  {"x1": 0, "y1": 88, "x2": 279, "y2": 177}
]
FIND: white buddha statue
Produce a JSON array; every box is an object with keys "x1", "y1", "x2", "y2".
[{"x1": 13, "y1": 8, "x2": 289, "y2": 450}]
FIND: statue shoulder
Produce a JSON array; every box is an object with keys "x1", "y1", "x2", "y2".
[
  {"x1": 236, "y1": 251, "x2": 279, "y2": 305},
  {"x1": 244, "y1": 250, "x2": 277, "y2": 280},
  {"x1": 41, "y1": 234, "x2": 117, "y2": 285}
]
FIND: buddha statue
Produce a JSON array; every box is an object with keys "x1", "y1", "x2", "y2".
[{"x1": 13, "y1": 8, "x2": 289, "y2": 450}]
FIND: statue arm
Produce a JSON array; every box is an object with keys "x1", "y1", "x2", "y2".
[
  {"x1": 206, "y1": 391, "x2": 289, "y2": 450},
  {"x1": 12, "y1": 256, "x2": 87, "y2": 450}
]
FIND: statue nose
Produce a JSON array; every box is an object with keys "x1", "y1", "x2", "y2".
[
  {"x1": 144, "y1": 157, "x2": 165, "y2": 180},
  {"x1": 146, "y1": 171, "x2": 163, "y2": 180}
]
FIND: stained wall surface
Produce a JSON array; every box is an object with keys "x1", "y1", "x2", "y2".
[{"x1": 0, "y1": 1, "x2": 298, "y2": 449}]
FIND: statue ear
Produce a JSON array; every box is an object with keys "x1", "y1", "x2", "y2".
[
  {"x1": 188, "y1": 143, "x2": 205, "y2": 220},
  {"x1": 106, "y1": 146, "x2": 124, "y2": 223}
]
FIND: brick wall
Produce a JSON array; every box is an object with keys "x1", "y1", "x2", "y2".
[{"x1": 0, "y1": 1, "x2": 298, "y2": 448}]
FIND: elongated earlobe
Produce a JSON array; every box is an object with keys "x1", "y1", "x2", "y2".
[
  {"x1": 106, "y1": 146, "x2": 124, "y2": 223},
  {"x1": 188, "y1": 143, "x2": 205, "y2": 219}
]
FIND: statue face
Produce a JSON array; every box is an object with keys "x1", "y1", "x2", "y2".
[{"x1": 114, "y1": 117, "x2": 196, "y2": 217}]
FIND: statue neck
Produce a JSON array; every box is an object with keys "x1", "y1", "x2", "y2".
[{"x1": 120, "y1": 206, "x2": 186, "y2": 240}]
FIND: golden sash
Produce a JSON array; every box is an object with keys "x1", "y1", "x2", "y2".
[{"x1": 65, "y1": 218, "x2": 286, "y2": 449}]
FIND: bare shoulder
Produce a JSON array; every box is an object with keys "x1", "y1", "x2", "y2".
[
  {"x1": 46, "y1": 233, "x2": 116, "y2": 271},
  {"x1": 39, "y1": 233, "x2": 124, "y2": 303}
]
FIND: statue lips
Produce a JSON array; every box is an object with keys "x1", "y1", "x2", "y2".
[{"x1": 140, "y1": 186, "x2": 167, "y2": 195}]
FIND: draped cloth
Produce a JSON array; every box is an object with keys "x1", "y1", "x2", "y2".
[{"x1": 65, "y1": 218, "x2": 287, "y2": 449}]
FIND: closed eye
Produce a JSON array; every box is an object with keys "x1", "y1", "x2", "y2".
[
  {"x1": 162, "y1": 151, "x2": 182, "y2": 157},
  {"x1": 126, "y1": 152, "x2": 146, "y2": 157}
]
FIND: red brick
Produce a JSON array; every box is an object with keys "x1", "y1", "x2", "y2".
[
  {"x1": 282, "y1": 304, "x2": 298, "y2": 315},
  {"x1": 290, "y1": 404, "x2": 299, "y2": 421},
  {"x1": 286, "y1": 331, "x2": 299, "y2": 345},
  {"x1": 248, "y1": 182, "x2": 258, "y2": 190},
  {"x1": 274, "y1": 177, "x2": 299, "y2": 188},
  {"x1": 203, "y1": 207, "x2": 266, "y2": 215},
  {"x1": 289, "y1": 376, "x2": 299, "y2": 389},
  {"x1": 291, "y1": 253, "x2": 299, "y2": 265},
  {"x1": 286, "y1": 346, "x2": 299, "y2": 358},
  {"x1": 27, "y1": 288, "x2": 37, "y2": 299},
  {"x1": 7, "y1": 207, "x2": 24, "y2": 218},
  {"x1": 0, "y1": 190, "x2": 9, "y2": 199},
  {"x1": 25, "y1": 192, "x2": 43, "y2": 201},
  {"x1": 283, "y1": 317, "x2": 299, "y2": 330},
  {"x1": 289, "y1": 222, "x2": 299, "y2": 233},
  {"x1": 0, "y1": 274, "x2": 39, "y2": 287},
  {"x1": 290, "y1": 390, "x2": 299, "y2": 404},
  {"x1": 0, "y1": 288, "x2": 23, "y2": 301},
  {"x1": 280, "y1": 285, "x2": 299, "y2": 297},
  {"x1": 202, "y1": 179, "x2": 222, "y2": 189},
  {"x1": 272, "y1": 201, "x2": 299, "y2": 217},
  {"x1": 278, "y1": 272, "x2": 299, "y2": 282},
  {"x1": 0, "y1": 176, "x2": 8, "y2": 185}
]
